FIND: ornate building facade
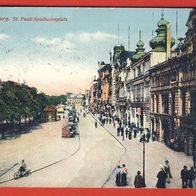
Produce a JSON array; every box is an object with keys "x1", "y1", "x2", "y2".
[
  {"x1": 125, "y1": 14, "x2": 175, "y2": 131},
  {"x1": 149, "y1": 9, "x2": 196, "y2": 156}
]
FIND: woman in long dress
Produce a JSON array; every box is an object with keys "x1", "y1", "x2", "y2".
[
  {"x1": 156, "y1": 166, "x2": 167, "y2": 188},
  {"x1": 115, "y1": 165, "x2": 122, "y2": 186},
  {"x1": 121, "y1": 164, "x2": 128, "y2": 186}
]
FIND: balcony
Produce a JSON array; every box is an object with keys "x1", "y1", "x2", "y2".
[{"x1": 127, "y1": 98, "x2": 144, "y2": 108}]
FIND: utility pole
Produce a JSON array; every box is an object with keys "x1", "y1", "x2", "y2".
[
  {"x1": 118, "y1": 24, "x2": 119, "y2": 46},
  {"x1": 128, "y1": 26, "x2": 130, "y2": 51}
]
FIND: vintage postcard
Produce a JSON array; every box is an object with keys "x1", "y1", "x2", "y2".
[{"x1": 0, "y1": 6, "x2": 195, "y2": 192}]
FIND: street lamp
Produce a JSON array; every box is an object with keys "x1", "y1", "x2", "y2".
[{"x1": 139, "y1": 131, "x2": 149, "y2": 187}]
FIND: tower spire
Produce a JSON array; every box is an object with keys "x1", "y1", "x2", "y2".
[
  {"x1": 176, "y1": 9, "x2": 178, "y2": 42},
  {"x1": 161, "y1": 8, "x2": 164, "y2": 19},
  {"x1": 128, "y1": 26, "x2": 130, "y2": 50},
  {"x1": 152, "y1": 10, "x2": 154, "y2": 38},
  {"x1": 139, "y1": 30, "x2": 141, "y2": 41}
]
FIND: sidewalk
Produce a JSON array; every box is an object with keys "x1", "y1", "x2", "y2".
[{"x1": 92, "y1": 114, "x2": 193, "y2": 188}]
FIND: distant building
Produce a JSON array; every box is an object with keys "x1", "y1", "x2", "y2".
[
  {"x1": 98, "y1": 62, "x2": 112, "y2": 104},
  {"x1": 56, "y1": 104, "x2": 69, "y2": 120},
  {"x1": 67, "y1": 94, "x2": 84, "y2": 107},
  {"x1": 84, "y1": 90, "x2": 90, "y2": 107},
  {"x1": 43, "y1": 105, "x2": 57, "y2": 122}
]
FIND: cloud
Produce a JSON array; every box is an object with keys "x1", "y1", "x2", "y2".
[
  {"x1": 0, "y1": 33, "x2": 10, "y2": 41},
  {"x1": 32, "y1": 37, "x2": 75, "y2": 50},
  {"x1": 65, "y1": 31, "x2": 117, "y2": 43}
]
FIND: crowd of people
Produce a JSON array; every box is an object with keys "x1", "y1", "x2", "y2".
[
  {"x1": 156, "y1": 160, "x2": 196, "y2": 188},
  {"x1": 89, "y1": 109, "x2": 196, "y2": 188},
  {"x1": 94, "y1": 112, "x2": 157, "y2": 143},
  {"x1": 115, "y1": 164, "x2": 128, "y2": 186}
]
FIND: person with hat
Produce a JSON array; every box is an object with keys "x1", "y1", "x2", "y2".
[
  {"x1": 181, "y1": 165, "x2": 189, "y2": 188},
  {"x1": 19, "y1": 160, "x2": 27, "y2": 177},
  {"x1": 164, "y1": 160, "x2": 172, "y2": 183},
  {"x1": 121, "y1": 164, "x2": 128, "y2": 186},
  {"x1": 134, "y1": 171, "x2": 144, "y2": 188},
  {"x1": 115, "y1": 165, "x2": 122, "y2": 186},
  {"x1": 156, "y1": 165, "x2": 167, "y2": 188},
  {"x1": 188, "y1": 166, "x2": 195, "y2": 188}
]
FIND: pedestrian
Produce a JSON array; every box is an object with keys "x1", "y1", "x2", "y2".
[
  {"x1": 121, "y1": 127, "x2": 124, "y2": 137},
  {"x1": 133, "y1": 128, "x2": 137, "y2": 138},
  {"x1": 125, "y1": 126, "x2": 129, "y2": 138},
  {"x1": 134, "y1": 171, "x2": 144, "y2": 188},
  {"x1": 193, "y1": 151, "x2": 196, "y2": 169},
  {"x1": 109, "y1": 118, "x2": 112, "y2": 124},
  {"x1": 146, "y1": 131, "x2": 151, "y2": 142},
  {"x1": 103, "y1": 118, "x2": 105, "y2": 125},
  {"x1": 164, "y1": 160, "x2": 172, "y2": 183},
  {"x1": 156, "y1": 165, "x2": 167, "y2": 188},
  {"x1": 117, "y1": 126, "x2": 120, "y2": 136},
  {"x1": 115, "y1": 165, "x2": 122, "y2": 186},
  {"x1": 113, "y1": 121, "x2": 116, "y2": 128},
  {"x1": 193, "y1": 167, "x2": 196, "y2": 188},
  {"x1": 128, "y1": 121, "x2": 131, "y2": 128},
  {"x1": 95, "y1": 121, "x2": 98, "y2": 128},
  {"x1": 101, "y1": 118, "x2": 105, "y2": 126},
  {"x1": 139, "y1": 128, "x2": 143, "y2": 135},
  {"x1": 106, "y1": 117, "x2": 108, "y2": 124},
  {"x1": 181, "y1": 165, "x2": 189, "y2": 188},
  {"x1": 188, "y1": 166, "x2": 195, "y2": 188},
  {"x1": 121, "y1": 164, "x2": 128, "y2": 186},
  {"x1": 128, "y1": 130, "x2": 132, "y2": 140}
]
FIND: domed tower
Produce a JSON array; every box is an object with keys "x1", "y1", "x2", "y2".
[
  {"x1": 132, "y1": 31, "x2": 145, "y2": 62},
  {"x1": 150, "y1": 11, "x2": 175, "y2": 58}
]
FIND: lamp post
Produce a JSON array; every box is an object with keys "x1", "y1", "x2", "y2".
[{"x1": 139, "y1": 131, "x2": 149, "y2": 187}]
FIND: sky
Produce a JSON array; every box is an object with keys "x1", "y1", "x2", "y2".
[{"x1": 0, "y1": 7, "x2": 191, "y2": 95}]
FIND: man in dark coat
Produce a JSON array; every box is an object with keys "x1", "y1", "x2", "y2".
[
  {"x1": 134, "y1": 171, "x2": 144, "y2": 188},
  {"x1": 109, "y1": 118, "x2": 112, "y2": 124},
  {"x1": 121, "y1": 127, "x2": 124, "y2": 137},
  {"x1": 156, "y1": 166, "x2": 167, "y2": 188},
  {"x1": 188, "y1": 166, "x2": 195, "y2": 188},
  {"x1": 133, "y1": 128, "x2": 137, "y2": 138},
  {"x1": 117, "y1": 126, "x2": 120, "y2": 136},
  {"x1": 181, "y1": 165, "x2": 189, "y2": 188}
]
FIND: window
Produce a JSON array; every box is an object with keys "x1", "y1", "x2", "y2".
[
  {"x1": 138, "y1": 66, "x2": 141, "y2": 77},
  {"x1": 156, "y1": 95, "x2": 159, "y2": 113},
  {"x1": 171, "y1": 70, "x2": 177, "y2": 82},
  {"x1": 181, "y1": 91, "x2": 186, "y2": 116},
  {"x1": 171, "y1": 92, "x2": 176, "y2": 115},
  {"x1": 133, "y1": 69, "x2": 135, "y2": 78},
  {"x1": 190, "y1": 91, "x2": 196, "y2": 116},
  {"x1": 162, "y1": 94, "x2": 169, "y2": 114}
]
